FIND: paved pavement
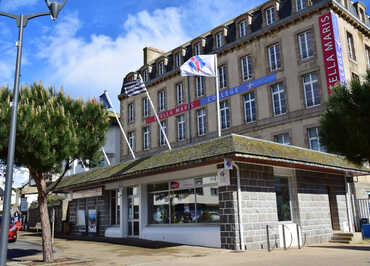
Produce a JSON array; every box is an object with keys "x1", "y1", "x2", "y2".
[
  {"x1": 9, "y1": 232, "x2": 370, "y2": 266},
  {"x1": 7, "y1": 240, "x2": 42, "y2": 261}
]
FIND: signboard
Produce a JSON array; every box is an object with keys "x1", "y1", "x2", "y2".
[
  {"x1": 319, "y1": 12, "x2": 346, "y2": 94},
  {"x1": 170, "y1": 179, "x2": 194, "y2": 190},
  {"x1": 72, "y1": 187, "x2": 102, "y2": 200},
  {"x1": 224, "y1": 159, "x2": 233, "y2": 170},
  {"x1": 88, "y1": 209, "x2": 97, "y2": 233},
  {"x1": 217, "y1": 169, "x2": 230, "y2": 186},
  {"x1": 145, "y1": 73, "x2": 277, "y2": 124},
  {"x1": 20, "y1": 198, "x2": 28, "y2": 212}
]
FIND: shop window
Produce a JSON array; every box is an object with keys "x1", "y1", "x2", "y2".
[
  {"x1": 110, "y1": 189, "x2": 121, "y2": 225},
  {"x1": 148, "y1": 176, "x2": 219, "y2": 224},
  {"x1": 274, "y1": 177, "x2": 291, "y2": 221}
]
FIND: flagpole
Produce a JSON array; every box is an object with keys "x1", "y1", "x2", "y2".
[
  {"x1": 215, "y1": 55, "x2": 222, "y2": 137},
  {"x1": 145, "y1": 89, "x2": 172, "y2": 150},
  {"x1": 101, "y1": 147, "x2": 111, "y2": 166},
  {"x1": 104, "y1": 91, "x2": 136, "y2": 159}
]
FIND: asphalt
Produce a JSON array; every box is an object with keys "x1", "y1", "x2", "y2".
[{"x1": 7, "y1": 240, "x2": 42, "y2": 261}]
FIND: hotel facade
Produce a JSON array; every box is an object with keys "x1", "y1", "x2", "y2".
[{"x1": 57, "y1": 0, "x2": 370, "y2": 251}]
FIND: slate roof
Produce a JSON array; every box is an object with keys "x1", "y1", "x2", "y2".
[{"x1": 54, "y1": 134, "x2": 370, "y2": 192}]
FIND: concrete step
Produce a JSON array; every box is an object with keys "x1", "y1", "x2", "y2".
[
  {"x1": 331, "y1": 232, "x2": 363, "y2": 244},
  {"x1": 329, "y1": 240, "x2": 351, "y2": 244}
]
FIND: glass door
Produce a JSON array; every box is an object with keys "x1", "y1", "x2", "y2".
[{"x1": 127, "y1": 186, "x2": 140, "y2": 237}]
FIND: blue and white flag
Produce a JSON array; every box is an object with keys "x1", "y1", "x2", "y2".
[
  {"x1": 122, "y1": 75, "x2": 147, "y2": 96},
  {"x1": 100, "y1": 92, "x2": 112, "y2": 109},
  {"x1": 180, "y1": 55, "x2": 216, "y2": 77}
]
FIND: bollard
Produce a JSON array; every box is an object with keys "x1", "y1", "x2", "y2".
[
  {"x1": 282, "y1": 224, "x2": 287, "y2": 250},
  {"x1": 266, "y1": 225, "x2": 271, "y2": 252}
]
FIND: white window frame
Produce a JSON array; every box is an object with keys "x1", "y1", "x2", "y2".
[
  {"x1": 143, "y1": 97, "x2": 149, "y2": 118},
  {"x1": 220, "y1": 101, "x2": 230, "y2": 130},
  {"x1": 216, "y1": 32, "x2": 223, "y2": 49},
  {"x1": 143, "y1": 126, "x2": 150, "y2": 150},
  {"x1": 176, "y1": 83, "x2": 184, "y2": 105},
  {"x1": 128, "y1": 103, "x2": 134, "y2": 123},
  {"x1": 239, "y1": 20, "x2": 247, "y2": 38},
  {"x1": 158, "y1": 61, "x2": 164, "y2": 75},
  {"x1": 347, "y1": 32, "x2": 356, "y2": 61},
  {"x1": 308, "y1": 127, "x2": 325, "y2": 152},
  {"x1": 241, "y1": 55, "x2": 253, "y2": 81},
  {"x1": 265, "y1": 7, "x2": 275, "y2": 25},
  {"x1": 128, "y1": 131, "x2": 135, "y2": 151},
  {"x1": 197, "y1": 108, "x2": 207, "y2": 136},
  {"x1": 303, "y1": 73, "x2": 320, "y2": 108},
  {"x1": 218, "y1": 65, "x2": 227, "y2": 89},
  {"x1": 298, "y1": 31, "x2": 313, "y2": 60},
  {"x1": 243, "y1": 92, "x2": 256, "y2": 123},
  {"x1": 175, "y1": 52, "x2": 182, "y2": 68},
  {"x1": 177, "y1": 115, "x2": 185, "y2": 141},
  {"x1": 296, "y1": 0, "x2": 307, "y2": 11},
  {"x1": 271, "y1": 83, "x2": 286, "y2": 116},
  {"x1": 194, "y1": 42, "x2": 201, "y2": 55},
  {"x1": 195, "y1": 76, "x2": 205, "y2": 97},
  {"x1": 268, "y1": 43, "x2": 281, "y2": 72},
  {"x1": 366, "y1": 45, "x2": 370, "y2": 69},
  {"x1": 274, "y1": 133, "x2": 290, "y2": 145},
  {"x1": 158, "y1": 90, "x2": 166, "y2": 112},
  {"x1": 159, "y1": 121, "x2": 167, "y2": 146}
]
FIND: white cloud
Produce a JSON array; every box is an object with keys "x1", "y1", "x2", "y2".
[
  {"x1": 13, "y1": 167, "x2": 30, "y2": 188},
  {"x1": 0, "y1": 0, "x2": 38, "y2": 11}
]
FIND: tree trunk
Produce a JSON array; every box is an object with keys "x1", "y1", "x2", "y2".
[{"x1": 34, "y1": 172, "x2": 54, "y2": 262}]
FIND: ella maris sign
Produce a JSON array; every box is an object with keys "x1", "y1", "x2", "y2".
[{"x1": 319, "y1": 12, "x2": 346, "y2": 94}]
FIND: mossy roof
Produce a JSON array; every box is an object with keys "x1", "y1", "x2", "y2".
[{"x1": 55, "y1": 134, "x2": 370, "y2": 191}]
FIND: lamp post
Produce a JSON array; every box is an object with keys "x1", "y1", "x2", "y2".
[{"x1": 0, "y1": 1, "x2": 66, "y2": 265}]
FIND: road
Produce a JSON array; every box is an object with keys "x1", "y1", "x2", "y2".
[{"x1": 7, "y1": 239, "x2": 42, "y2": 261}]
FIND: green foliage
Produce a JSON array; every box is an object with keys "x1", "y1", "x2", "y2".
[
  {"x1": 0, "y1": 82, "x2": 110, "y2": 177},
  {"x1": 320, "y1": 71, "x2": 370, "y2": 165}
]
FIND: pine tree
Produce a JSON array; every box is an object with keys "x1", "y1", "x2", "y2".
[
  {"x1": 320, "y1": 71, "x2": 370, "y2": 165},
  {"x1": 0, "y1": 83, "x2": 109, "y2": 262}
]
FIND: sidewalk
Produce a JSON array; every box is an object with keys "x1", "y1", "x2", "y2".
[{"x1": 11, "y1": 232, "x2": 370, "y2": 266}]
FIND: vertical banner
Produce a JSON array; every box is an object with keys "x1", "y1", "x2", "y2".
[{"x1": 319, "y1": 12, "x2": 346, "y2": 94}]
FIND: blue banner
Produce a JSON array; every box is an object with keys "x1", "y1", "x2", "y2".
[
  {"x1": 331, "y1": 13, "x2": 346, "y2": 85},
  {"x1": 200, "y1": 73, "x2": 277, "y2": 106}
]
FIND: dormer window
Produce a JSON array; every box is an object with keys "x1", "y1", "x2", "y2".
[
  {"x1": 143, "y1": 70, "x2": 148, "y2": 82},
  {"x1": 266, "y1": 7, "x2": 275, "y2": 25},
  {"x1": 296, "y1": 0, "x2": 307, "y2": 12},
  {"x1": 239, "y1": 20, "x2": 247, "y2": 38},
  {"x1": 216, "y1": 32, "x2": 223, "y2": 49},
  {"x1": 158, "y1": 61, "x2": 164, "y2": 75},
  {"x1": 194, "y1": 42, "x2": 201, "y2": 55},
  {"x1": 359, "y1": 8, "x2": 365, "y2": 23},
  {"x1": 175, "y1": 52, "x2": 182, "y2": 68}
]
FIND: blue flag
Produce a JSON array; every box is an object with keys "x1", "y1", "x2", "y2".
[{"x1": 100, "y1": 93, "x2": 112, "y2": 109}]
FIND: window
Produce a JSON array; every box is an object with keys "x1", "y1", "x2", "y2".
[
  {"x1": 143, "y1": 126, "x2": 150, "y2": 150},
  {"x1": 308, "y1": 127, "x2": 326, "y2": 152},
  {"x1": 143, "y1": 70, "x2": 148, "y2": 82},
  {"x1": 143, "y1": 97, "x2": 149, "y2": 118},
  {"x1": 176, "y1": 83, "x2": 184, "y2": 105},
  {"x1": 220, "y1": 101, "x2": 230, "y2": 129},
  {"x1": 271, "y1": 83, "x2": 286, "y2": 116},
  {"x1": 218, "y1": 65, "x2": 227, "y2": 89},
  {"x1": 243, "y1": 92, "x2": 256, "y2": 123},
  {"x1": 296, "y1": 0, "x2": 307, "y2": 11},
  {"x1": 194, "y1": 42, "x2": 201, "y2": 55},
  {"x1": 110, "y1": 190, "x2": 121, "y2": 225},
  {"x1": 265, "y1": 7, "x2": 275, "y2": 25},
  {"x1": 241, "y1": 55, "x2": 253, "y2": 81},
  {"x1": 195, "y1": 76, "x2": 205, "y2": 97},
  {"x1": 158, "y1": 61, "x2": 165, "y2": 75},
  {"x1": 159, "y1": 121, "x2": 167, "y2": 146},
  {"x1": 274, "y1": 133, "x2": 290, "y2": 145},
  {"x1": 303, "y1": 73, "x2": 320, "y2": 107},
  {"x1": 239, "y1": 20, "x2": 247, "y2": 38},
  {"x1": 128, "y1": 103, "x2": 134, "y2": 122},
  {"x1": 177, "y1": 115, "x2": 185, "y2": 141},
  {"x1": 298, "y1": 31, "x2": 313, "y2": 60},
  {"x1": 365, "y1": 45, "x2": 370, "y2": 68},
  {"x1": 128, "y1": 131, "x2": 135, "y2": 151},
  {"x1": 158, "y1": 90, "x2": 166, "y2": 112},
  {"x1": 197, "y1": 108, "x2": 207, "y2": 136},
  {"x1": 268, "y1": 43, "x2": 281, "y2": 72},
  {"x1": 274, "y1": 177, "x2": 291, "y2": 221},
  {"x1": 215, "y1": 32, "x2": 223, "y2": 49},
  {"x1": 347, "y1": 32, "x2": 356, "y2": 61},
  {"x1": 359, "y1": 8, "x2": 366, "y2": 23},
  {"x1": 175, "y1": 52, "x2": 182, "y2": 68},
  {"x1": 147, "y1": 177, "x2": 219, "y2": 224}
]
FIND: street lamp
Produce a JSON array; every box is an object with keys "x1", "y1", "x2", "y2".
[{"x1": 0, "y1": 1, "x2": 67, "y2": 265}]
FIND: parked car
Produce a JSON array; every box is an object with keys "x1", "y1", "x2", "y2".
[{"x1": 0, "y1": 215, "x2": 18, "y2": 242}]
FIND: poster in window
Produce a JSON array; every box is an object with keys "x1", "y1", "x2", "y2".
[{"x1": 88, "y1": 209, "x2": 97, "y2": 233}]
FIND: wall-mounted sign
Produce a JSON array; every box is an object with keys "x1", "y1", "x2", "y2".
[
  {"x1": 224, "y1": 159, "x2": 233, "y2": 170},
  {"x1": 217, "y1": 169, "x2": 230, "y2": 187},
  {"x1": 72, "y1": 187, "x2": 102, "y2": 200},
  {"x1": 20, "y1": 198, "x2": 28, "y2": 212},
  {"x1": 319, "y1": 12, "x2": 346, "y2": 94},
  {"x1": 88, "y1": 209, "x2": 97, "y2": 233},
  {"x1": 170, "y1": 179, "x2": 194, "y2": 190}
]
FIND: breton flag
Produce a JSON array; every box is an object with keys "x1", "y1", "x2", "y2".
[
  {"x1": 180, "y1": 55, "x2": 216, "y2": 77},
  {"x1": 100, "y1": 92, "x2": 112, "y2": 109},
  {"x1": 122, "y1": 75, "x2": 147, "y2": 96}
]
